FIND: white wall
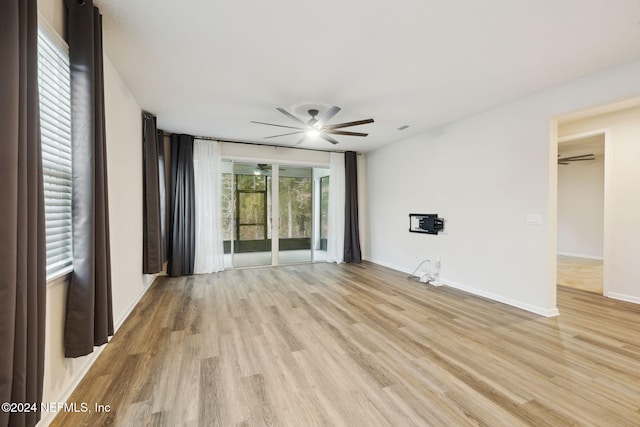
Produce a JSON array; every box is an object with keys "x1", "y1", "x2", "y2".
[
  {"x1": 365, "y1": 58, "x2": 640, "y2": 316},
  {"x1": 557, "y1": 143, "x2": 604, "y2": 259},
  {"x1": 38, "y1": 0, "x2": 64, "y2": 35},
  {"x1": 559, "y1": 106, "x2": 640, "y2": 303},
  {"x1": 39, "y1": 2, "x2": 152, "y2": 425},
  {"x1": 220, "y1": 141, "x2": 330, "y2": 165},
  {"x1": 103, "y1": 54, "x2": 155, "y2": 314}
]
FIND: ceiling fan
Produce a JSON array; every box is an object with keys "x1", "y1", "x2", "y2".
[
  {"x1": 557, "y1": 153, "x2": 596, "y2": 165},
  {"x1": 251, "y1": 106, "x2": 374, "y2": 145}
]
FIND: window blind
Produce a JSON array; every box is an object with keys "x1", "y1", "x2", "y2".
[{"x1": 37, "y1": 24, "x2": 73, "y2": 279}]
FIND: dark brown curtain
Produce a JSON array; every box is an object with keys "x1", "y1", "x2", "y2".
[
  {"x1": 343, "y1": 151, "x2": 362, "y2": 263},
  {"x1": 167, "y1": 134, "x2": 195, "y2": 276},
  {"x1": 64, "y1": 0, "x2": 114, "y2": 358},
  {"x1": 142, "y1": 112, "x2": 163, "y2": 273},
  {"x1": 0, "y1": 0, "x2": 47, "y2": 425}
]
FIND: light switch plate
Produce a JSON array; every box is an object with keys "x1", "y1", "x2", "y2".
[{"x1": 526, "y1": 214, "x2": 542, "y2": 225}]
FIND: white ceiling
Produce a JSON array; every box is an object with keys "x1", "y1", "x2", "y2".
[{"x1": 95, "y1": 0, "x2": 640, "y2": 153}]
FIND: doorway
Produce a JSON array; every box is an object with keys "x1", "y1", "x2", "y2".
[
  {"x1": 556, "y1": 132, "x2": 605, "y2": 294},
  {"x1": 552, "y1": 99, "x2": 640, "y2": 307},
  {"x1": 221, "y1": 160, "x2": 328, "y2": 268}
]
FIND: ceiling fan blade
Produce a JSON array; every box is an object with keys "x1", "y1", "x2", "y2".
[
  {"x1": 316, "y1": 106, "x2": 341, "y2": 127},
  {"x1": 294, "y1": 135, "x2": 307, "y2": 145},
  {"x1": 323, "y1": 118, "x2": 374, "y2": 130},
  {"x1": 558, "y1": 162, "x2": 570, "y2": 165},
  {"x1": 564, "y1": 158, "x2": 595, "y2": 162},
  {"x1": 558, "y1": 154, "x2": 595, "y2": 161},
  {"x1": 251, "y1": 121, "x2": 304, "y2": 130},
  {"x1": 324, "y1": 130, "x2": 368, "y2": 137},
  {"x1": 320, "y1": 134, "x2": 340, "y2": 145},
  {"x1": 276, "y1": 108, "x2": 307, "y2": 126},
  {"x1": 264, "y1": 131, "x2": 304, "y2": 139}
]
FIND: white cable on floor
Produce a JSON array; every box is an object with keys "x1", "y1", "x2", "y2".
[{"x1": 408, "y1": 259, "x2": 432, "y2": 283}]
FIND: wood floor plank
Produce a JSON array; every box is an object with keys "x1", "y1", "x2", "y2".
[
  {"x1": 557, "y1": 255, "x2": 603, "y2": 294},
  {"x1": 51, "y1": 262, "x2": 640, "y2": 426}
]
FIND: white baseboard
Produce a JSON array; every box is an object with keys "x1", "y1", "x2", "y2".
[
  {"x1": 606, "y1": 292, "x2": 640, "y2": 305},
  {"x1": 38, "y1": 348, "x2": 106, "y2": 427},
  {"x1": 38, "y1": 273, "x2": 159, "y2": 427},
  {"x1": 440, "y1": 279, "x2": 559, "y2": 317},
  {"x1": 115, "y1": 273, "x2": 158, "y2": 331},
  {"x1": 363, "y1": 256, "x2": 559, "y2": 317},
  {"x1": 557, "y1": 252, "x2": 603, "y2": 261},
  {"x1": 363, "y1": 256, "x2": 412, "y2": 275}
]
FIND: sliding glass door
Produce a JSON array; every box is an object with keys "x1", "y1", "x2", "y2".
[
  {"x1": 278, "y1": 165, "x2": 313, "y2": 264},
  {"x1": 221, "y1": 161, "x2": 328, "y2": 268},
  {"x1": 223, "y1": 162, "x2": 272, "y2": 267}
]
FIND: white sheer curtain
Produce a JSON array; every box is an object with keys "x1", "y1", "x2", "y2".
[
  {"x1": 327, "y1": 152, "x2": 345, "y2": 263},
  {"x1": 193, "y1": 139, "x2": 224, "y2": 273}
]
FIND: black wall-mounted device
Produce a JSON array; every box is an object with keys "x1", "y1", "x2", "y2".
[{"x1": 409, "y1": 213, "x2": 444, "y2": 235}]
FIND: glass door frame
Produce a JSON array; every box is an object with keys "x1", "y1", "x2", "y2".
[{"x1": 271, "y1": 163, "x2": 280, "y2": 265}]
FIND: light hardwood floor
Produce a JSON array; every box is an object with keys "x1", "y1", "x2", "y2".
[
  {"x1": 51, "y1": 262, "x2": 640, "y2": 426},
  {"x1": 557, "y1": 255, "x2": 604, "y2": 294}
]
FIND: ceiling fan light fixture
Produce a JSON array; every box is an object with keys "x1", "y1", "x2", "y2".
[{"x1": 306, "y1": 128, "x2": 321, "y2": 138}]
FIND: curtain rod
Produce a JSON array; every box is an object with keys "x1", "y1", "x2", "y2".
[{"x1": 161, "y1": 132, "x2": 361, "y2": 155}]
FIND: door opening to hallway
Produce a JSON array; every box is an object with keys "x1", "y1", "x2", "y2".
[{"x1": 556, "y1": 133, "x2": 604, "y2": 294}]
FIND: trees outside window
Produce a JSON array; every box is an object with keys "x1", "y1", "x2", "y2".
[{"x1": 279, "y1": 176, "x2": 312, "y2": 239}]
